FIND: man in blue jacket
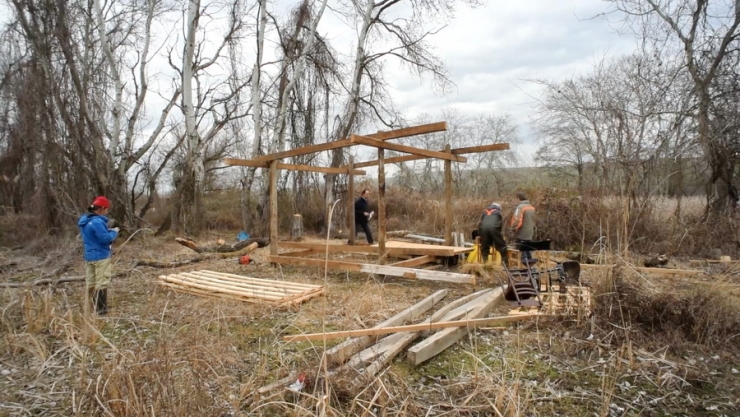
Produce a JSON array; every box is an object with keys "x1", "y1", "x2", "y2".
[{"x1": 78, "y1": 196, "x2": 119, "y2": 315}]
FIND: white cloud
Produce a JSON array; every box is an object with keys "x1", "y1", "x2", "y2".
[{"x1": 381, "y1": 0, "x2": 637, "y2": 165}]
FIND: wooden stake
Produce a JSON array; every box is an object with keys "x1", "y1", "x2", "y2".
[
  {"x1": 348, "y1": 155, "x2": 355, "y2": 245},
  {"x1": 269, "y1": 160, "x2": 278, "y2": 256},
  {"x1": 444, "y1": 144, "x2": 452, "y2": 245},
  {"x1": 378, "y1": 147, "x2": 386, "y2": 264},
  {"x1": 290, "y1": 214, "x2": 303, "y2": 240}
]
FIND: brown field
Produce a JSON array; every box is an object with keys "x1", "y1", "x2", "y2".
[{"x1": 1, "y1": 192, "x2": 740, "y2": 416}]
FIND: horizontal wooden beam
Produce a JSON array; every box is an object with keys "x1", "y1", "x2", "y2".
[
  {"x1": 283, "y1": 311, "x2": 538, "y2": 342},
  {"x1": 390, "y1": 255, "x2": 436, "y2": 268},
  {"x1": 245, "y1": 122, "x2": 448, "y2": 163},
  {"x1": 267, "y1": 255, "x2": 476, "y2": 284},
  {"x1": 350, "y1": 135, "x2": 467, "y2": 162},
  {"x1": 223, "y1": 158, "x2": 366, "y2": 175},
  {"x1": 579, "y1": 264, "x2": 705, "y2": 275},
  {"x1": 451, "y1": 143, "x2": 510, "y2": 155},
  {"x1": 278, "y1": 241, "x2": 468, "y2": 257},
  {"x1": 351, "y1": 142, "x2": 509, "y2": 169}
]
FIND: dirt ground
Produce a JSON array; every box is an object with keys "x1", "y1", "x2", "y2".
[{"x1": 1, "y1": 231, "x2": 739, "y2": 416}]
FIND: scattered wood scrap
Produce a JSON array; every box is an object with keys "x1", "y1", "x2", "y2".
[
  {"x1": 158, "y1": 270, "x2": 323, "y2": 307},
  {"x1": 176, "y1": 237, "x2": 268, "y2": 254}
]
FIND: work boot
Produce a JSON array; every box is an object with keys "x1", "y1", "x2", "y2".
[
  {"x1": 87, "y1": 287, "x2": 96, "y2": 311},
  {"x1": 95, "y1": 289, "x2": 108, "y2": 315}
]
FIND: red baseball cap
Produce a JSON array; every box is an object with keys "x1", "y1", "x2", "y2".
[{"x1": 92, "y1": 196, "x2": 110, "y2": 208}]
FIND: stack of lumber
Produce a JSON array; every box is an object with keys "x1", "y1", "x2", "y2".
[
  {"x1": 158, "y1": 270, "x2": 324, "y2": 307},
  {"x1": 283, "y1": 287, "x2": 540, "y2": 381}
]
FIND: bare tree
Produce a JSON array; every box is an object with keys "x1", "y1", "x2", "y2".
[{"x1": 607, "y1": 0, "x2": 740, "y2": 214}]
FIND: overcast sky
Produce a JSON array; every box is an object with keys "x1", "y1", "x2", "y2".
[{"x1": 370, "y1": 0, "x2": 638, "y2": 166}]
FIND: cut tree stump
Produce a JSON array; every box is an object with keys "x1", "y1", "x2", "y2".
[{"x1": 291, "y1": 214, "x2": 303, "y2": 240}]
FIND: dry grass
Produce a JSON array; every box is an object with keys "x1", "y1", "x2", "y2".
[{"x1": 3, "y1": 187, "x2": 740, "y2": 415}]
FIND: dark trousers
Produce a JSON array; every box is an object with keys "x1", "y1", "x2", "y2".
[
  {"x1": 480, "y1": 227, "x2": 507, "y2": 262},
  {"x1": 355, "y1": 221, "x2": 373, "y2": 244},
  {"x1": 516, "y1": 239, "x2": 534, "y2": 263}
]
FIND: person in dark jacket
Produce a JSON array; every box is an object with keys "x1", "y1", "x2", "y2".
[
  {"x1": 478, "y1": 202, "x2": 507, "y2": 263},
  {"x1": 77, "y1": 196, "x2": 119, "y2": 315},
  {"x1": 354, "y1": 189, "x2": 373, "y2": 244}
]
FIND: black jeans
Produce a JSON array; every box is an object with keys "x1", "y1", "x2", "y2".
[
  {"x1": 355, "y1": 221, "x2": 373, "y2": 244},
  {"x1": 516, "y1": 239, "x2": 534, "y2": 263},
  {"x1": 480, "y1": 227, "x2": 507, "y2": 262}
]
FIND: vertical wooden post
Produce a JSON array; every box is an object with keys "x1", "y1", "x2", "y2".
[
  {"x1": 348, "y1": 156, "x2": 355, "y2": 245},
  {"x1": 444, "y1": 144, "x2": 453, "y2": 245},
  {"x1": 378, "y1": 148, "x2": 386, "y2": 264},
  {"x1": 269, "y1": 160, "x2": 278, "y2": 256}
]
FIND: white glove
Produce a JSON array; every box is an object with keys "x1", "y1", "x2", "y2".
[{"x1": 112, "y1": 227, "x2": 120, "y2": 233}]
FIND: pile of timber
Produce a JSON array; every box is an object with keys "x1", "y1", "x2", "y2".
[
  {"x1": 158, "y1": 270, "x2": 324, "y2": 307},
  {"x1": 283, "y1": 287, "x2": 539, "y2": 380}
]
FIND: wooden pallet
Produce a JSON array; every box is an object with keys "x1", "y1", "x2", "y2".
[{"x1": 158, "y1": 270, "x2": 324, "y2": 307}]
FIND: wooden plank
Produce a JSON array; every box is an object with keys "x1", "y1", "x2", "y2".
[
  {"x1": 450, "y1": 143, "x2": 510, "y2": 154},
  {"x1": 162, "y1": 272, "x2": 307, "y2": 298},
  {"x1": 390, "y1": 255, "x2": 436, "y2": 268},
  {"x1": 378, "y1": 147, "x2": 386, "y2": 264},
  {"x1": 279, "y1": 242, "x2": 379, "y2": 254},
  {"x1": 348, "y1": 155, "x2": 355, "y2": 245},
  {"x1": 278, "y1": 249, "x2": 317, "y2": 257},
  {"x1": 358, "y1": 263, "x2": 475, "y2": 284},
  {"x1": 351, "y1": 142, "x2": 509, "y2": 168},
  {"x1": 579, "y1": 264, "x2": 705, "y2": 275},
  {"x1": 278, "y1": 240, "x2": 470, "y2": 256},
  {"x1": 269, "y1": 161, "x2": 278, "y2": 256},
  {"x1": 267, "y1": 255, "x2": 476, "y2": 284},
  {"x1": 351, "y1": 134, "x2": 467, "y2": 162},
  {"x1": 159, "y1": 276, "x2": 287, "y2": 300},
  {"x1": 223, "y1": 158, "x2": 366, "y2": 175},
  {"x1": 246, "y1": 122, "x2": 448, "y2": 163},
  {"x1": 407, "y1": 287, "x2": 507, "y2": 365},
  {"x1": 197, "y1": 270, "x2": 322, "y2": 291},
  {"x1": 444, "y1": 144, "x2": 452, "y2": 245},
  {"x1": 346, "y1": 289, "x2": 493, "y2": 371},
  {"x1": 268, "y1": 255, "x2": 364, "y2": 272},
  {"x1": 177, "y1": 271, "x2": 324, "y2": 301},
  {"x1": 285, "y1": 310, "x2": 537, "y2": 341},
  {"x1": 325, "y1": 289, "x2": 449, "y2": 366},
  {"x1": 159, "y1": 282, "x2": 279, "y2": 305}
]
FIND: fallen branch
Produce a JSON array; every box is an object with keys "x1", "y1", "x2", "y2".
[
  {"x1": 136, "y1": 242, "x2": 259, "y2": 268},
  {"x1": 175, "y1": 237, "x2": 268, "y2": 254},
  {"x1": 2, "y1": 271, "x2": 128, "y2": 288}
]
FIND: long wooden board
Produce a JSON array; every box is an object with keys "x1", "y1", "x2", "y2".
[
  {"x1": 241, "y1": 122, "x2": 448, "y2": 163},
  {"x1": 267, "y1": 255, "x2": 476, "y2": 284},
  {"x1": 390, "y1": 255, "x2": 436, "y2": 268},
  {"x1": 345, "y1": 289, "x2": 494, "y2": 373},
  {"x1": 580, "y1": 264, "x2": 705, "y2": 275},
  {"x1": 351, "y1": 134, "x2": 467, "y2": 162},
  {"x1": 351, "y1": 143, "x2": 510, "y2": 168},
  {"x1": 324, "y1": 290, "x2": 448, "y2": 366},
  {"x1": 284, "y1": 311, "x2": 536, "y2": 342},
  {"x1": 407, "y1": 287, "x2": 506, "y2": 365},
  {"x1": 279, "y1": 240, "x2": 470, "y2": 257},
  {"x1": 158, "y1": 270, "x2": 324, "y2": 307},
  {"x1": 223, "y1": 159, "x2": 367, "y2": 175}
]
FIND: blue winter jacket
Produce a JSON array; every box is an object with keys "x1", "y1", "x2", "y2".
[{"x1": 78, "y1": 213, "x2": 118, "y2": 262}]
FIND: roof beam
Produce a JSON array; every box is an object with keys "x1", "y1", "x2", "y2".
[
  {"x1": 352, "y1": 142, "x2": 509, "y2": 168},
  {"x1": 223, "y1": 158, "x2": 366, "y2": 175},
  {"x1": 350, "y1": 135, "x2": 467, "y2": 163},
  {"x1": 236, "y1": 122, "x2": 448, "y2": 164}
]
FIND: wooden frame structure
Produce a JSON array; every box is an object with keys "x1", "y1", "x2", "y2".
[{"x1": 225, "y1": 122, "x2": 510, "y2": 277}]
